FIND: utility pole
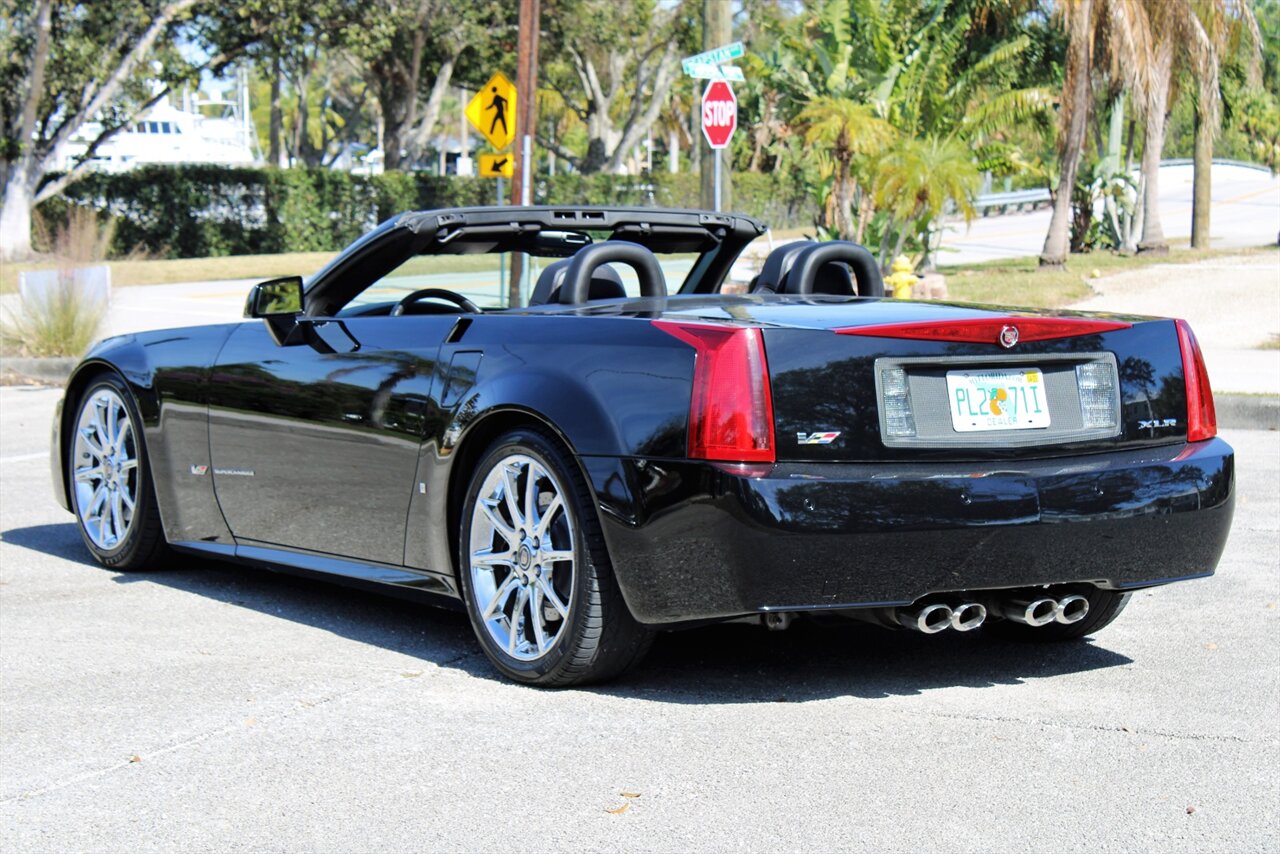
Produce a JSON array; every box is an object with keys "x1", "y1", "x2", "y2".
[
  {"x1": 699, "y1": 0, "x2": 732, "y2": 212},
  {"x1": 509, "y1": 0, "x2": 541, "y2": 308}
]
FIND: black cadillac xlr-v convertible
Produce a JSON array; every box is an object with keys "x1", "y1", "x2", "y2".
[{"x1": 51, "y1": 206, "x2": 1233, "y2": 685}]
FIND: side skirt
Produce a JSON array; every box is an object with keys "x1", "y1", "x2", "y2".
[{"x1": 170, "y1": 540, "x2": 463, "y2": 609}]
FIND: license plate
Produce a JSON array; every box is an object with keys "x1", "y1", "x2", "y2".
[{"x1": 946, "y1": 368, "x2": 1050, "y2": 432}]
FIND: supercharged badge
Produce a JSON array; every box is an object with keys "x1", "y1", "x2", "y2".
[{"x1": 797, "y1": 431, "x2": 841, "y2": 445}]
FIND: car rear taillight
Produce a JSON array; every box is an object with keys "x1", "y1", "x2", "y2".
[
  {"x1": 652, "y1": 321, "x2": 775, "y2": 463},
  {"x1": 1175, "y1": 319, "x2": 1216, "y2": 442}
]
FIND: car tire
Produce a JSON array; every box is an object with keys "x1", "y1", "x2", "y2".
[
  {"x1": 458, "y1": 426, "x2": 653, "y2": 686},
  {"x1": 988, "y1": 588, "x2": 1131, "y2": 642},
  {"x1": 67, "y1": 373, "x2": 172, "y2": 571}
]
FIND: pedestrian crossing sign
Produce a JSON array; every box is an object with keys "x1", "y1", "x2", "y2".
[{"x1": 465, "y1": 72, "x2": 518, "y2": 150}]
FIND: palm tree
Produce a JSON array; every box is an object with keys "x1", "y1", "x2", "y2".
[
  {"x1": 794, "y1": 97, "x2": 897, "y2": 241},
  {"x1": 872, "y1": 135, "x2": 980, "y2": 270},
  {"x1": 1188, "y1": 1, "x2": 1262, "y2": 249},
  {"x1": 1040, "y1": 0, "x2": 1154, "y2": 268},
  {"x1": 1124, "y1": 0, "x2": 1259, "y2": 254}
]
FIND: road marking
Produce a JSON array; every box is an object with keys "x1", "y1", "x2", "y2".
[
  {"x1": 1217, "y1": 184, "x2": 1280, "y2": 206},
  {"x1": 0, "y1": 451, "x2": 49, "y2": 464}
]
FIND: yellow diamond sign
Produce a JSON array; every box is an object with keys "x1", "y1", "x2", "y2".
[{"x1": 465, "y1": 72, "x2": 517, "y2": 150}]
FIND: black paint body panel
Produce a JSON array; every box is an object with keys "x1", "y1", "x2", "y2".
[{"x1": 586, "y1": 439, "x2": 1234, "y2": 623}]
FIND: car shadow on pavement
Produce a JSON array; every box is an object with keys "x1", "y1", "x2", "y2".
[
  {"x1": 610, "y1": 619, "x2": 1134, "y2": 703},
  {"x1": 1, "y1": 522, "x2": 490, "y2": 680},
  {"x1": 4, "y1": 522, "x2": 1133, "y2": 701}
]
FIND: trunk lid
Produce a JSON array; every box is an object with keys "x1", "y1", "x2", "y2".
[{"x1": 636, "y1": 295, "x2": 1192, "y2": 463}]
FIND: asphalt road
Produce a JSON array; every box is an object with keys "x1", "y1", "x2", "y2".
[
  {"x1": 938, "y1": 162, "x2": 1280, "y2": 266},
  {"x1": 1, "y1": 385, "x2": 1277, "y2": 851}
]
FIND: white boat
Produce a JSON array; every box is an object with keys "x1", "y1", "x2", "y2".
[{"x1": 55, "y1": 74, "x2": 260, "y2": 172}]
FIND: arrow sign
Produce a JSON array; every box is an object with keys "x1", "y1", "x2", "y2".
[
  {"x1": 684, "y1": 63, "x2": 745, "y2": 82},
  {"x1": 479, "y1": 152, "x2": 514, "y2": 178},
  {"x1": 681, "y1": 41, "x2": 744, "y2": 73},
  {"x1": 701, "y1": 80, "x2": 737, "y2": 150}
]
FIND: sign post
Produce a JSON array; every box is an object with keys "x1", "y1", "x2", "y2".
[
  {"x1": 466, "y1": 72, "x2": 518, "y2": 305},
  {"x1": 700, "y1": 80, "x2": 737, "y2": 212}
]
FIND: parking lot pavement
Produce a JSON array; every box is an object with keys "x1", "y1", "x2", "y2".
[{"x1": 1, "y1": 384, "x2": 1277, "y2": 851}]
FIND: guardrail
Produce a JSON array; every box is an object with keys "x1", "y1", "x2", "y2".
[
  {"x1": 972, "y1": 158, "x2": 1273, "y2": 218},
  {"x1": 974, "y1": 188, "x2": 1051, "y2": 215},
  {"x1": 1158, "y1": 157, "x2": 1273, "y2": 174}
]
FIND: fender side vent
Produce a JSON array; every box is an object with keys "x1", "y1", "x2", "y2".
[{"x1": 445, "y1": 317, "x2": 473, "y2": 344}]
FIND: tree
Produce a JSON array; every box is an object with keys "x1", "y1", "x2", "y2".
[
  {"x1": 275, "y1": 51, "x2": 374, "y2": 167},
  {"x1": 767, "y1": 0, "x2": 1051, "y2": 260},
  {"x1": 201, "y1": 1, "x2": 371, "y2": 167},
  {"x1": 1133, "y1": 0, "x2": 1249, "y2": 254},
  {"x1": 872, "y1": 136, "x2": 980, "y2": 269},
  {"x1": 1187, "y1": 1, "x2": 1261, "y2": 249},
  {"x1": 1039, "y1": 0, "x2": 1155, "y2": 267},
  {"x1": 539, "y1": 0, "x2": 694, "y2": 174},
  {"x1": 794, "y1": 98, "x2": 896, "y2": 241},
  {"x1": 348, "y1": 0, "x2": 502, "y2": 171},
  {"x1": 0, "y1": 0, "x2": 238, "y2": 261}
]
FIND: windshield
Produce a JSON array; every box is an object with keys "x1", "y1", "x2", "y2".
[{"x1": 344, "y1": 247, "x2": 701, "y2": 311}]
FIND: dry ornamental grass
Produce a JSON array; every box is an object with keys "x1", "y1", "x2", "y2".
[{"x1": 1, "y1": 209, "x2": 112, "y2": 358}]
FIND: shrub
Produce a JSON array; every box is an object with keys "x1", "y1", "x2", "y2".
[
  {"x1": 36, "y1": 165, "x2": 817, "y2": 260},
  {"x1": 1, "y1": 275, "x2": 107, "y2": 357},
  {"x1": 3, "y1": 209, "x2": 114, "y2": 357}
]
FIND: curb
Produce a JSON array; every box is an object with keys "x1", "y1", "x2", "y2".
[
  {"x1": 0, "y1": 357, "x2": 76, "y2": 386},
  {"x1": 2, "y1": 356, "x2": 1277, "y2": 431},
  {"x1": 1215, "y1": 394, "x2": 1280, "y2": 432}
]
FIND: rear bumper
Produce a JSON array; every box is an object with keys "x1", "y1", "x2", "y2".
[{"x1": 583, "y1": 438, "x2": 1234, "y2": 625}]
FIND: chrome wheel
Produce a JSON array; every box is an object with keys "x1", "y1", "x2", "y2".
[
  {"x1": 72, "y1": 387, "x2": 138, "y2": 550},
  {"x1": 468, "y1": 453, "x2": 575, "y2": 661}
]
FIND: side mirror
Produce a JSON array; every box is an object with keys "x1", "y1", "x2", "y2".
[{"x1": 245, "y1": 276, "x2": 304, "y2": 318}]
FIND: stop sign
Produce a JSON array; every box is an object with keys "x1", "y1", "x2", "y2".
[{"x1": 701, "y1": 80, "x2": 737, "y2": 149}]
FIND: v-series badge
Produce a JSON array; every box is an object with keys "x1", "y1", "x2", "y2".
[{"x1": 797, "y1": 431, "x2": 841, "y2": 445}]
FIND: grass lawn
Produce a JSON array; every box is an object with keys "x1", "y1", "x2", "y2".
[
  {"x1": 940, "y1": 244, "x2": 1277, "y2": 309},
  {"x1": 0, "y1": 251, "x2": 505, "y2": 294}
]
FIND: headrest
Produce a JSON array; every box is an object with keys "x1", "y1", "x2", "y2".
[
  {"x1": 751, "y1": 241, "x2": 814, "y2": 293},
  {"x1": 811, "y1": 262, "x2": 854, "y2": 296},
  {"x1": 529, "y1": 259, "x2": 625, "y2": 305}
]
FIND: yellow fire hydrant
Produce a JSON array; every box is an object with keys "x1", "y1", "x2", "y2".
[{"x1": 885, "y1": 255, "x2": 917, "y2": 299}]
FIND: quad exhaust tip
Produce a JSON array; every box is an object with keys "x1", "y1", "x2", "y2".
[
  {"x1": 950, "y1": 602, "x2": 987, "y2": 632},
  {"x1": 1055, "y1": 594, "x2": 1090, "y2": 625},
  {"x1": 898, "y1": 603, "x2": 954, "y2": 634},
  {"x1": 897, "y1": 602, "x2": 987, "y2": 633},
  {"x1": 1003, "y1": 595, "x2": 1091, "y2": 627},
  {"x1": 894, "y1": 595, "x2": 1086, "y2": 633}
]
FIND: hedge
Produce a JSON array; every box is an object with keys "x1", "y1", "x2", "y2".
[{"x1": 36, "y1": 165, "x2": 817, "y2": 259}]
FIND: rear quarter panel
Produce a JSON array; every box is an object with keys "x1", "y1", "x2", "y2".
[{"x1": 407, "y1": 313, "x2": 696, "y2": 578}]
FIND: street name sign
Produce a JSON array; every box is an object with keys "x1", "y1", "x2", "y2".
[
  {"x1": 684, "y1": 63, "x2": 745, "y2": 82},
  {"x1": 681, "y1": 41, "x2": 744, "y2": 75}
]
